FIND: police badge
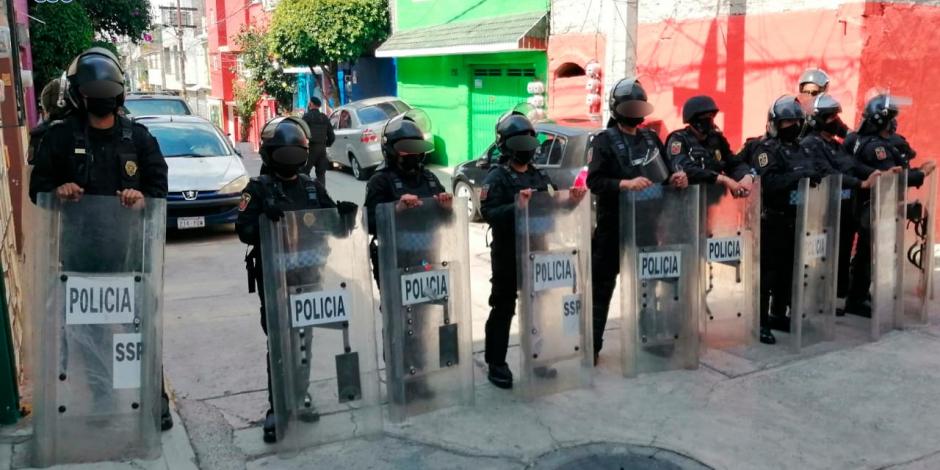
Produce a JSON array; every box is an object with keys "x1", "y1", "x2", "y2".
[
  {"x1": 124, "y1": 161, "x2": 138, "y2": 177},
  {"x1": 670, "y1": 141, "x2": 682, "y2": 156},
  {"x1": 875, "y1": 146, "x2": 887, "y2": 160},
  {"x1": 757, "y1": 152, "x2": 769, "y2": 168}
]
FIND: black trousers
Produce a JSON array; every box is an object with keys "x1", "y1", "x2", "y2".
[
  {"x1": 837, "y1": 199, "x2": 858, "y2": 299},
  {"x1": 848, "y1": 214, "x2": 872, "y2": 304},
  {"x1": 591, "y1": 228, "x2": 619, "y2": 355},
  {"x1": 307, "y1": 144, "x2": 329, "y2": 185},
  {"x1": 485, "y1": 247, "x2": 517, "y2": 366},
  {"x1": 760, "y1": 215, "x2": 796, "y2": 327},
  {"x1": 256, "y1": 274, "x2": 274, "y2": 409}
]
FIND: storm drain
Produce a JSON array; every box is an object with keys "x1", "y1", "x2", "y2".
[{"x1": 531, "y1": 443, "x2": 713, "y2": 470}]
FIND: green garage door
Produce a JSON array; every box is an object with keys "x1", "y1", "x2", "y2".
[{"x1": 469, "y1": 66, "x2": 536, "y2": 160}]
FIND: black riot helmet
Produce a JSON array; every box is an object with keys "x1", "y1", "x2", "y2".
[
  {"x1": 682, "y1": 95, "x2": 719, "y2": 123},
  {"x1": 382, "y1": 109, "x2": 434, "y2": 173},
  {"x1": 495, "y1": 107, "x2": 538, "y2": 165},
  {"x1": 798, "y1": 68, "x2": 830, "y2": 94},
  {"x1": 66, "y1": 47, "x2": 125, "y2": 109},
  {"x1": 766, "y1": 95, "x2": 805, "y2": 138},
  {"x1": 608, "y1": 78, "x2": 653, "y2": 127},
  {"x1": 806, "y1": 93, "x2": 844, "y2": 132},
  {"x1": 260, "y1": 116, "x2": 310, "y2": 176},
  {"x1": 861, "y1": 94, "x2": 900, "y2": 133}
]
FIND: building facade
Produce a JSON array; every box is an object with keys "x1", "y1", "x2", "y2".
[
  {"x1": 549, "y1": 0, "x2": 940, "y2": 157},
  {"x1": 377, "y1": 0, "x2": 550, "y2": 166}
]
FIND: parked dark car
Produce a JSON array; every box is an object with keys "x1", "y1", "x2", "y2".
[{"x1": 452, "y1": 124, "x2": 595, "y2": 221}]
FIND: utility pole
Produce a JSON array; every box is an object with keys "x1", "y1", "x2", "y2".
[
  {"x1": 176, "y1": 0, "x2": 188, "y2": 100},
  {"x1": 625, "y1": 0, "x2": 638, "y2": 78}
]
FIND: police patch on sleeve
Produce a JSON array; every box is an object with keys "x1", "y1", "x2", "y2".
[
  {"x1": 480, "y1": 184, "x2": 490, "y2": 201},
  {"x1": 757, "y1": 152, "x2": 769, "y2": 168},
  {"x1": 238, "y1": 192, "x2": 251, "y2": 211},
  {"x1": 124, "y1": 161, "x2": 138, "y2": 177},
  {"x1": 875, "y1": 146, "x2": 887, "y2": 160},
  {"x1": 670, "y1": 140, "x2": 682, "y2": 156}
]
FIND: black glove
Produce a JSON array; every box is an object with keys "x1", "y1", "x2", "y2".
[
  {"x1": 264, "y1": 205, "x2": 285, "y2": 222},
  {"x1": 336, "y1": 201, "x2": 358, "y2": 216}
]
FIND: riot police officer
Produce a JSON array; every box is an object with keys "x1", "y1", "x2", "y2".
[
  {"x1": 587, "y1": 78, "x2": 688, "y2": 363},
  {"x1": 481, "y1": 111, "x2": 586, "y2": 388},
  {"x1": 364, "y1": 112, "x2": 452, "y2": 402},
  {"x1": 29, "y1": 74, "x2": 74, "y2": 164},
  {"x1": 842, "y1": 94, "x2": 935, "y2": 316},
  {"x1": 236, "y1": 116, "x2": 356, "y2": 444},
  {"x1": 800, "y1": 94, "x2": 880, "y2": 310},
  {"x1": 28, "y1": 47, "x2": 173, "y2": 429},
  {"x1": 754, "y1": 96, "x2": 830, "y2": 344},
  {"x1": 666, "y1": 95, "x2": 753, "y2": 195},
  {"x1": 364, "y1": 112, "x2": 452, "y2": 279},
  {"x1": 798, "y1": 68, "x2": 830, "y2": 98}
]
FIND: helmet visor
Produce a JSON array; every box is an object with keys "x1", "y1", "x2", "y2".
[
  {"x1": 505, "y1": 134, "x2": 539, "y2": 152},
  {"x1": 393, "y1": 138, "x2": 434, "y2": 155},
  {"x1": 79, "y1": 80, "x2": 123, "y2": 99},
  {"x1": 614, "y1": 100, "x2": 654, "y2": 118},
  {"x1": 386, "y1": 108, "x2": 432, "y2": 136},
  {"x1": 271, "y1": 146, "x2": 309, "y2": 165}
]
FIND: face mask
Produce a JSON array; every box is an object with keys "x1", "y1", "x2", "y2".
[
  {"x1": 777, "y1": 124, "x2": 801, "y2": 142},
  {"x1": 617, "y1": 116, "x2": 645, "y2": 128},
  {"x1": 399, "y1": 155, "x2": 422, "y2": 173},
  {"x1": 823, "y1": 117, "x2": 849, "y2": 138},
  {"x1": 888, "y1": 118, "x2": 898, "y2": 134},
  {"x1": 511, "y1": 149, "x2": 535, "y2": 165},
  {"x1": 690, "y1": 117, "x2": 714, "y2": 135},
  {"x1": 269, "y1": 162, "x2": 301, "y2": 178},
  {"x1": 85, "y1": 97, "x2": 118, "y2": 117}
]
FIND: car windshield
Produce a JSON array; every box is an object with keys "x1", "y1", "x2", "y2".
[
  {"x1": 357, "y1": 103, "x2": 401, "y2": 125},
  {"x1": 145, "y1": 122, "x2": 232, "y2": 157},
  {"x1": 124, "y1": 99, "x2": 191, "y2": 116}
]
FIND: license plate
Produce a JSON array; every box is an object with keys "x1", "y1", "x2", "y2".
[{"x1": 177, "y1": 216, "x2": 205, "y2": 229}]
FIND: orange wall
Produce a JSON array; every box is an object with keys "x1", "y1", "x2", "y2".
[{"x1": 548, "y1": 33, "x2": 606, "y2": 125}]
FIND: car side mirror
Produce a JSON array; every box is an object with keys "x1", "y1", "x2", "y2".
[{"x1": 476, "y1": 159, "x2": 491, "y2": 169}]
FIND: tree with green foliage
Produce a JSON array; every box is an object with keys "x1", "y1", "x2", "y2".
[
  {"x1": 233, "y1": 80, "x2": 263, "y2": 142},
  {"x1": 29, "y1": 2, "x2": 94, "y2": 94},
  {"x1": 78, "y1": 0, "x2": 153, "y2": 43},
  {"x1": 267, "y1": 0, "x2": 389, "y2": 106},
  {"x1": 235, "y1": 26, "x2": 296, "y2": 113}
]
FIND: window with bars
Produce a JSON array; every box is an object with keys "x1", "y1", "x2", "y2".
[
  {"x1": 506, "y1": 68, "x2": 536, "y2": 77},
  {"x1": 473, "y1": 68, "x2": 502, "y2": 77},
  {"x1": 159, "y1": 7, "x2": 196, "y2": 28}
]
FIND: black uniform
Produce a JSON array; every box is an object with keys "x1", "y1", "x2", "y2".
[
  {"x1": 364, "y1": 166, "x2": 447, "y2": 281},
  {"x1": 666, "y1": 127, "x2": 752, "y2": 185},
  {"x1": 753, "y1": 138, "x2": 829, "y2": 326},
  {"x1": 480, "y1": 164, "x2": 554, "y2": 366},
  {"x1": 842, "y1": 132, "x2": 924, "y2": 307},
  {"x1": 586, "y1": 126, "x2": 674, "y2": 354},
  {"x1": 301, "y1": 108, "x2": 336, "y2": 184},
  {"x1": 236, "y1": 174, "x2": 335, "y2": 407},
  {"x1": 29, "y1": 115, "x2": 168, "y2": 201},
  {"x1": 801, "y1": 132, "x2": 868, "y2": 298}
]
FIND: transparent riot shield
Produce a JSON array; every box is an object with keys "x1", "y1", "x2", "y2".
[
  {"x1": 31, "y1": 194, "x2": 165, "y2": 467},
  {"x1": 700, "y1": 182, "x2": 760, "y2": 349},
  {"x1": 376, "y1": 197, "x2": 472, "y2": 423},
  {"x1": 869, "y1": 173, "x2": 905, "y2": 339},
  {"x1": 620, "y1": 186, "x2": 701, "y2": 377},
  {"x1": 515, "y1": 190, "x2": 592, "y2": 398},
  {"x1": 902, "y1": 169, "x2": 937, "y2": 325},
  {"x1": 259, "y1": 208, "x2": 381, "y2": 451},
  {"x1": 790, "y1": 175, "x2": 841, "y2": 351}
]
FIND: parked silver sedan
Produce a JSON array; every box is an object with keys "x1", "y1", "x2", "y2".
[{"x1": 326, "y1": 97, "x2": 413, "y2": 180}]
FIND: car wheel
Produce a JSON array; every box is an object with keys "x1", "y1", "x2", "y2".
[
  {"x1": 454, "y1": 180, "x2": 481, "y2": 222},
  {"x1": 349, "y1": 154, "x2": 368, "y2": 181}
]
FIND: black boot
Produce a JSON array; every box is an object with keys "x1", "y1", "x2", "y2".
[
  {"x1": 760, "y1": 328, "x2": 776, "y2": 345},
  {"x1": 161, "y1": 393, "x2": 173, "y2": 431},
  {"x1": 533, "y1": 366, "x2": 557, "y2": 379},
  {"x1": 487, "y1": 363, "x2": 513, "y2": 389},
  {"x1": 845, "y1": 298, "x2": 872, "y2": 318},
  {"x1": 263, "y1": 410, "x2": 277, "y2": 444}
]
